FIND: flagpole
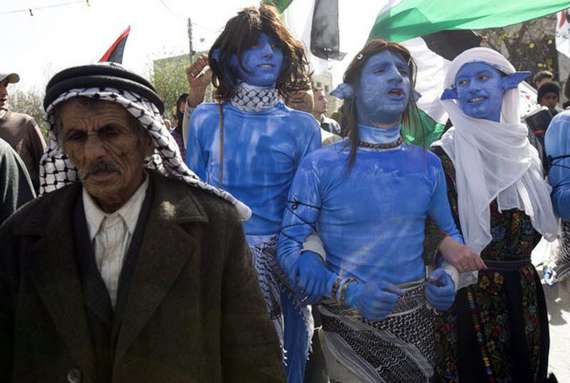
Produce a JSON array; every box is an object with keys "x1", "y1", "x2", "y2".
[{"x1": 188, "y1": 17, "x2": 193, "y2": 64}]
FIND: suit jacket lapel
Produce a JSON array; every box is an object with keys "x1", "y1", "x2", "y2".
[
  {"x1": 28, "y1": 185, "x2": 96, "y2": 378},
  {"x1": 114, "y1": 173, "x2": 208, "y2": 364}
]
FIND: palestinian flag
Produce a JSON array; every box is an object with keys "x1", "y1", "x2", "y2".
[
  {"x1": 99, "y1": 26, "x2": 131, "y2": 64},
  {"x1": 267, "y1": 0, "x2": 568, "y2": 146}
]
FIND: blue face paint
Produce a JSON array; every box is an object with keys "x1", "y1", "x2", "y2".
[
  {"x1": 355, "y1": 50, "x2": 411, "y2": 127},
  {"x1": 358, "y1": 124, "x2": 400, "y2": 144},
  {"x1": 231, "y1": 33, "x2": 284, "y2": 88},
  {"x1": 455, "y1": 62, "x2": 504, "y2": 122}
]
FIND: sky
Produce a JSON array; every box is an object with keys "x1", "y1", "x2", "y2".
[
  {"x1": 1, "y1": 0, "x2": 384, "y2": 95},
  {"x1": 0, "y1": 0, "x2": 265, "y2": 92}
]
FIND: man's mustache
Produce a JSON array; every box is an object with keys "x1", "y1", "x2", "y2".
[{"x1": 81, "y1": 160, "x2": 121, "y2": 180}]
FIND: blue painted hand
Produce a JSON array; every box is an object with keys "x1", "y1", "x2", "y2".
[
  {"x1": 230, "y1": 33, "x2": 284, "y2": 87},
  {"x1": 295, "y1": 251, "x2": 336, "y2": 304},
  {"x1": 445, "y1": 61, "x2": 529, "y2": 122},
  {"x1": 345, "y1": 280, "x2": 403, "y2": 321},
  {"x1": 426, "y1": 268, "x2": 455, "y2": 311},
  {"x1": 355, "y1": 50, "x2": 411, "y2": 126}
]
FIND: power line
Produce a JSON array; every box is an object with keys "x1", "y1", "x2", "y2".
[
  {"x1": 0, "y1": 0, "x2": 89, "y2": 16},
  {"x1": 157, "y1": 0, "x2": 185, "y2": 21}
]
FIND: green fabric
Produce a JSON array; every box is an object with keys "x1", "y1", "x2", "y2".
[
  {"x1": 402, "y1": 108, "x2": 446, "y2": 148},
  {"x1": 370, "y1": 0, "x2": 570, "y2": 42},
  {"x1": 263, "y1": 0, "x2": 293, "y2": 13}
]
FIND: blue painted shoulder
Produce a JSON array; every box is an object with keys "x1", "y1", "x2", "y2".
[
  {"x1": 403, "y1": 143, "x2": 442, "y2": 167},
  {"x1": 303, "y1": 140, "x2": 349, "y2": 164},
  {"x1": 189, "y1": 103, "x2": 222, "y2": 128}
]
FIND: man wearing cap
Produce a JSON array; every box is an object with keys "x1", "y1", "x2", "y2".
[
  {"x1": 0, "y1": 72, "x2": 46, "y2": 192},
  {"x1": 0, "y1": 63, "x2": 284, "y2": 383}
]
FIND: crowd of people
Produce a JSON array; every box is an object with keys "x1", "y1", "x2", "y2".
[{"x1": 1, "y1": 4, "x2": 569, "y2": 383}]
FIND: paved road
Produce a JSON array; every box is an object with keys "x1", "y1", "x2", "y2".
[{"x1": 544, "y1": 277, "x2": 570, "y2": 382}]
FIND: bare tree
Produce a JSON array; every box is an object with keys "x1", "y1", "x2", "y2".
[
  {"x1": 479, "y1": 15, "x2": 559, "y2": 81},
  {"x1": 8, "y1": 90, "x2": 49, "y2": 136}
]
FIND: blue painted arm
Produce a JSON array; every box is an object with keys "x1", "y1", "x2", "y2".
[
  {"x1": 545, "y1": 112, "x2": 570, "y2": 219},
  {"x1": 428, "y1": 162, "x2": 464, "y2": 244},
  {"x1": 278, "y1": 157, "x2": 325, "y2": 287},
  {"x1": 550, "y1": 164, "x2": 570, "y2": 219},
  {"x1": 185, "y1": 109, "x2": 209, "y2": 180},
  {"x1": 303, "y1": 123, "x2": 322, "y2": 157}
]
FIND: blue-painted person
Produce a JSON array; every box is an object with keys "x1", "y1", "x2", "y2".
[
  {"x1": 541, "y1": 113, "x2": 570, "y2": 285},
  {"x1": 431, "y1": 47, "x2": 558, "y2": 383},
  {"x1": 184, "y1": 5, "x2": 321, "y2": 383},
  {"x1": 546, "y1": 111, "x2": 570, "y2": 221},
  {"x1": 277, "y1": 39, "x2": 484, "y2": 383}
]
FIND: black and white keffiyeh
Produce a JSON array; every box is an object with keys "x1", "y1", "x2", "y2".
[
  {"x1": 230, "y1": 82, "x2": 279, "y2": 113},
  {"x1": 40, "y1": 73, "x2": 251, "y2": 219}
]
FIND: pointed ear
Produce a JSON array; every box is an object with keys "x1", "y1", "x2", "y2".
[
  {"x1": 331, "y1": 83, "x2": 354, "y2": 100},
  {"x1": 413, "y1": 90, "x2": 422, "y2": 102},
  {"x1": 441, "y1": 87, "x2": 458, "y2": 100},
  {"x1": 502, "y1": 71, "x2": 531, "y2": 91}
]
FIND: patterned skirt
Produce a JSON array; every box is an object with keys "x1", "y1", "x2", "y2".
[
  {"x1": 318, "y1": 280, "x2": 435, "y2": 383},
  {"x1": 434, "y1": 261, "x2": 549, "y2": 383},
  {"x1": 247, "y1": 235, "x2": 313, "y2": 383}
]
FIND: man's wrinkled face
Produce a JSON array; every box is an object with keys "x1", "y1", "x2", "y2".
[
  {"x1": 232, "y1": 33, "x2": 284, "y2": 87},
  {"x1": 313, "y1": 89, "x2": 327, "y2": 115},
  {"x1": 285, "y1": 89, "x2": 314, "y2": 114},
  {"x1": 355, "y1": 50, "x2": 411, "y2": 127},
  {"x1": 455, "y1": 62, "x2": 504, "y2": 122},
  {"x1": 540, "y1": 92, "x2": 559, "y2": 109},
  {"x1": 0, "y1": 80, "x2": 9, "y2": 109},
  {"x1": 58, "y1": 99, "x2": 152, "y2": 212}
]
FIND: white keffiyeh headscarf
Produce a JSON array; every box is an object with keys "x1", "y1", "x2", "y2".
[
  {"x1": 433, "y1": 47, "x2": 557, "y2": 254},
  {"x1": 40, "y1": 82, "x2": 251, "y2": 220}
]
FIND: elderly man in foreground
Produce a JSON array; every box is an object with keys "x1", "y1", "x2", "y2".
[{"x1": 0, "y1": 63, "x2": 284, "y2": 383}]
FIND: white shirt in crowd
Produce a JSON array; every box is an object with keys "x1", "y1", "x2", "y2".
[{"x1": 83, "y1": 175, "x2": 149, "y2": 308}]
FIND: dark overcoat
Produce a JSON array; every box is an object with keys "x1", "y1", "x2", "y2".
[{"x1": 0, "y1": 172, "x2": 285, "y2": 383}]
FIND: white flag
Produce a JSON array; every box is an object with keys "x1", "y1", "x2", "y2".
[{"x1": 556, "y1": 9, "x2": 570, "y2": 58}]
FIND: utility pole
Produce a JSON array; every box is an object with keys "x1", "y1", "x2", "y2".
[{"x1": 187, "y1": 17, "x2": 193, "y2": 64}]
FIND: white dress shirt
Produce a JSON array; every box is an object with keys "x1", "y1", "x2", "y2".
[{"x1": 83, "y1": 176, "x2": 149, "y2": 308}]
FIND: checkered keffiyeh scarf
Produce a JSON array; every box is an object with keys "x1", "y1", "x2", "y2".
[
  {"x1": 40, "y1": 87, "x2": 251, "y2": 219},
  {"x1": 230, "y1": 82, "x2": 279, "y2": 113}
]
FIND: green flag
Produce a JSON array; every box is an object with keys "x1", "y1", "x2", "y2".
[
  {"x1": 371, "y1": 0, "x2": 570, "y2": 42},
  {"x1": 262, "y1": 0, "x2": 293, "y2": 13}
]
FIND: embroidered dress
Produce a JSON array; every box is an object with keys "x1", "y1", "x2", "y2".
[{"x1": 431, "y1": 147, "x2": 550, "y2": 383}]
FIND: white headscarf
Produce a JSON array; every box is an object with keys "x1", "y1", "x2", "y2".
[{"x1": 433, "y1": 47, "x2": 557, "y2": 254}]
